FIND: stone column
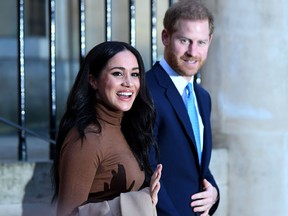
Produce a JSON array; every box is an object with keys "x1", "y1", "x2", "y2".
[{"x1": 202, "y1": 1, "x2": 288, "y2": 216}]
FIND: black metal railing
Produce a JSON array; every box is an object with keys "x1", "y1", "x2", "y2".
[
  {"x1": 7, "y1": 0, "x2": 176, "y2": 161},
  {"x1": 48, "y1": 0, "x2": 57, "y2": 160},
  {"x1": 0, "y1": 117, "x2": 56, "y2": 145},
  {"x1": 17, "y1": 0, "x2": 27, "y2": 161}
]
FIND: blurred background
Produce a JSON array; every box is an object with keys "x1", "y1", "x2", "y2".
[{"x1": 0, "y1": 0, "x2": 287, "y2": 215}]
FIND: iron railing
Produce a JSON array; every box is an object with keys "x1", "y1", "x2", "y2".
[
  {"x1": 3, "y1": 0, "x2": 177, "y2": 161},
  {"x1": 17, "y1": 0, "x2": 27, "y2": 161},
  {"x1": 0, "y1": 117, "x2": 56, "y2": 145}
]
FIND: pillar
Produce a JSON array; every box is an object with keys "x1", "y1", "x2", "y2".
[{"x1": 202, "y1": 1, "x2": 288, "y2": 215}]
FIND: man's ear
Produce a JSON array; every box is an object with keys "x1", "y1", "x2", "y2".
[
  {"x1": 88, "y1": 74, "x2": 97, "y2": 90},
  {"x1": 209, "y1": 34, "x2": 213, "y2": 44},
  {"x1": 162, "y1": 29, "x2": 169, "y2": 46}
]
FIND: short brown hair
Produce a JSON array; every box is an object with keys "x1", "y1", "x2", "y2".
[{"x1": 163, "y1": 0, "x2": 214, "y2": 36}]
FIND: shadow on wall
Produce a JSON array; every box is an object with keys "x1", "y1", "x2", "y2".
[{"x1": 22, "y1": 162, "x2": 56, "y2": 216}]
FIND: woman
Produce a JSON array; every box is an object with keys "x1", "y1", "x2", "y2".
[{"x1": 51, "y1": 41, "x2": 162, "y2": 216}]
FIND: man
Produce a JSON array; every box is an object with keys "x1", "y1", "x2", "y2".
[{"x1": 146, "y1": 0, "x2": 219, "y2": 215}]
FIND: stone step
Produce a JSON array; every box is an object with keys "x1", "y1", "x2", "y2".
[
  {"x1": 0, "y1": 203, "x2": 56, "y2": 216},
  {"x1": 0, "y1": 140, "x2": 228, "y2": 216},
  {"x1": 0, "y1": 161, "x2": 56, "y2": 216}
]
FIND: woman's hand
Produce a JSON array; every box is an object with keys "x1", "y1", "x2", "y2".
[{"x1": 150, "y1": 164, "x2": 162, "y2": 207}]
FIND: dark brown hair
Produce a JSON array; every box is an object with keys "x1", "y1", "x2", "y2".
[{"x1": 163, "y1": 0, "x2": 214, "y2": 36}]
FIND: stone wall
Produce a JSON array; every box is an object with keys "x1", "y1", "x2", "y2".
[{"x1": 202, "y1": 1, "x2": 288, "y2": 215}]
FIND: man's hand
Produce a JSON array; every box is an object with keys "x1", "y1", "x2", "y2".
[{"x1": 190, "y1": 179, "x2": 218, "y2": 216}]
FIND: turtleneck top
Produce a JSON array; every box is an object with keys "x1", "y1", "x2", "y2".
[{"x1": 57, "y1": 104, "x2": 145, "y2": 216}]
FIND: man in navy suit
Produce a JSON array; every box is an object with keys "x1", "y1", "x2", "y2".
[{"x1": 146, "y1": 1, "x2": 219, "y2": 215}]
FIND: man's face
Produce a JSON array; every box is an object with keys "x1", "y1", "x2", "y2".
[{"x1": 162, "y1": 19, "x2": 212, "y2": 81}]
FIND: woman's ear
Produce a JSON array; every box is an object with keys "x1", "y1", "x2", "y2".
[{"x1": 88, "y1": 74, "x2": 98, "y2": 90}]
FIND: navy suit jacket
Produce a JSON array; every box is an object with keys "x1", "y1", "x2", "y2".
[{"x1": 146, "y1": 62, "x2": 219, "y2": 216}]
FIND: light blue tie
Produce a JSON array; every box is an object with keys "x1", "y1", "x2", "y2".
[{"x1": 186, "y1": 83, "x2": 201, "y2": 163}]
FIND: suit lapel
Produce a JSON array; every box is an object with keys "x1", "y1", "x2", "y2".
[
  {"x1": 194, "y1": 84, "x2": 210, "y2": 170},
  {"x1": 153, "y1": 64, "x2": 199, "y2": 153}
]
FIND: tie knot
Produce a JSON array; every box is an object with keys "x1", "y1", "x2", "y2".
[{"x1": 186, "y1": 82, "x2": 193, "y2": 97}]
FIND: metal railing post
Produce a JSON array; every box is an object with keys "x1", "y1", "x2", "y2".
[
  {"x1": 79, "y1": 0, "x2": 86, "y2": 66},
  {"x1": 17, "y1": 0, "x2": 27, "y2": 161},
  {"x1": 150, "y1": 0, "x2": 157, "y2": 66},
  {"x1": 105, "y1": 0, "x2": 112, "y2": 41},
  {"x1": 129, "y1": 0, "x2": 136, "y2": 47},
  {"x1": 49, "y1": 0, "x2": 57, "y2": 160}
]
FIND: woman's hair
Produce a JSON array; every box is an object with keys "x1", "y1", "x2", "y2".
[
  {"x1": 163, "y1": 0, "x2": 214, "y2": 37},
  {"x1": 51, "y1": 41, "x2": 157, "y2": 201}
]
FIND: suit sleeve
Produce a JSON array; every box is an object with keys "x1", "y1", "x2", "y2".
[
  {"x1": 202, "y1": 91, "x2": 220, "y2": 215},
  {"x1": 205, "y1": 168, "x2": 220, "y2": 215}
]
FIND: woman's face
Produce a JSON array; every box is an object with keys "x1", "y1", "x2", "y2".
[{"x1": 91, "y1": 50, "x2": 140, "y2": 111}]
